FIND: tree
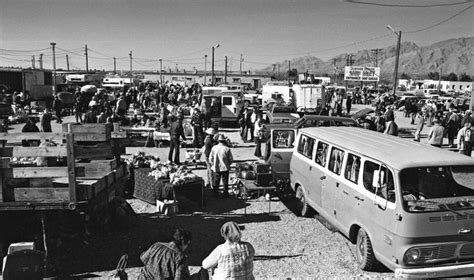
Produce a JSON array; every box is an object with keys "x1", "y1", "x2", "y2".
[
  {"x1": 427, "y1": 72, "x2": 439, "y2": 80},
  {"x1": 400, "y1": 72, "x2": 411, "y2": 80},
  {"x1": 446, "y1": 72, "x2": 458, "y2": 81},
  {"x1": 288, "y1": 68, "x2": 298, "y2": 78},
  {"x1": 459, "y1": 73, "x2": 472, "y2": 82}
]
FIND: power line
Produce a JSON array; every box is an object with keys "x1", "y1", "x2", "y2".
[
  {"x1": 344, "y1": 0, "x2": 472, "y2": 8},
  {"x1": 0, "y1": 47, "x2": 50, "y2": 53},
  {"x1": 406, "y1": 4, "x2": 474, "y2": 34}
]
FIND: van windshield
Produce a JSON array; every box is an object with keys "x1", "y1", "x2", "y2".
[{"x1": 400, "y1": 165, "x2": 474, "y2": 212}]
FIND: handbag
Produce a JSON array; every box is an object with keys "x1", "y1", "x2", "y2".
[{"x1": 113, "y1": 254, "x2": 128, "y2": 280}]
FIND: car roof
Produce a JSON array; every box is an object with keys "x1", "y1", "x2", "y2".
[{"x1": 299, "y1": 127, "x2": 474, "y2": 169}]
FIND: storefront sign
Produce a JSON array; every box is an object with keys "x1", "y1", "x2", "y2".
[{"x1": 344, "y1": 66, "x2": 380, "y2": 81}]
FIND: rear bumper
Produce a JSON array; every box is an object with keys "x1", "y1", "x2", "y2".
[{"x1": 395, "y1": 262, "x2": 474, "y2": 278}]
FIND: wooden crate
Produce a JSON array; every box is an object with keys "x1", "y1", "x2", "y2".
[
  {"x1": 76, "y1": 159, "x2": 118, "y2": 178},
  {"x1": 13, "y1": 187, "x2": 70, "y2": 202},
  {"x1": 62, "y1": 123, "x2": 112, "y2": 142}
]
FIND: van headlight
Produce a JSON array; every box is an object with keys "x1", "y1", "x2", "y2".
[
  {"x1": 404, "y1": 248, "x2": 420, "y2": 263},
  {"x1": 404, "y1": 247, "x2": 439, "y2": 264}
]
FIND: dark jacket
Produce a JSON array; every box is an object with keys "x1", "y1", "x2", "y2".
[{"x1": 169, "y1": 121, "x2": 186, "y2": 140}]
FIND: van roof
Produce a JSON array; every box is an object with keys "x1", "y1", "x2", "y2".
[{"x1": 299, "y1": 127, "x2": 474, "y2": 169}]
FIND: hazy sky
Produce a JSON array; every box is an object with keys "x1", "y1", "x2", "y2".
[{"x1": 1, "y1": 0, "x2": 472, "y2": 71}]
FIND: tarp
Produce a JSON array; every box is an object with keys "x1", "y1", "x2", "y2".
[{"x1": 81, "y1": 85, "x2": 97, "y2": 93}]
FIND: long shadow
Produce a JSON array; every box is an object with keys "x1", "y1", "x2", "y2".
[
  {"x1": 254, "y1": 254, "x2": 302, "y2": 261},
  {"x1": 54, "y1": 196, "x2": 281, "y2": 276}
]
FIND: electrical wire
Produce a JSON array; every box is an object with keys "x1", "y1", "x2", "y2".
[
  {"x1": 0, "y1": 47, "x2": 50, "y2": 53},
  {"x1": 405, "y1": 4, "x2": 474, "y2": 34},
  {"x1": 344, "y1": 0, "x2": 473, "y2": 8}
]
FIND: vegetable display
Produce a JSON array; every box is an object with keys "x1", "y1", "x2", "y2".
[{"x1": 128, "y1": 152, "x2": 200, "y2": 185}]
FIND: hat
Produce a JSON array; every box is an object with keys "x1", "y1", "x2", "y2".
[
  {"x1": 205, "y1": 128, "x2": 217, "y2": 135},
  {"x1": 218, "y1": 134, "x2": 226, "y2": 142}
]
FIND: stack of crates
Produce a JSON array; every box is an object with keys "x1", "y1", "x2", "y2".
[{"x1": 252, "y1": 161, "x2": 272, "y2": 186}]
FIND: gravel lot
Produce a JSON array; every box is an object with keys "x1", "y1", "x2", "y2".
[{"x1": 1, "y1": 105, "x2": 447, "y2": 279}]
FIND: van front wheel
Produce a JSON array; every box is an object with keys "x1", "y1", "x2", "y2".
[
  {"x1": 295, "y1": 186, "x2": 314, "y2": 217},
  {"x1": 355, "y1": 228, "x2": 378, "y2": 271}
]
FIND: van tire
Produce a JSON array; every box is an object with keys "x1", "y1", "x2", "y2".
[
  {"x1": 355, "y1": 228, "x2": 378, "y2": 271},
  {"x1": 295, "y1": 186, "x2": 314, "y2": 217}
]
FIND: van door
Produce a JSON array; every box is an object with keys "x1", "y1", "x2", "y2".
[
  {"x1": 221, "y1": 96, "x2": 236, "y2": 120},
  {"x1": 268, "y1": 128, "x2": 296, "y2": 180},
  {"x1": 358, "y1": 160, "x2": 398, "y2": 261},
  {"x1": 294, "y1": 134, "x2": 317, "y2": 203},
  {"x1": 336, "y1": 153, "x2": 362, "y2": 234},
  {"x1": 322, "y1": 145, "x2": 345, "y2": 221}
]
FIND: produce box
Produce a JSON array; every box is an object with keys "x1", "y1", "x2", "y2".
[
  {"x1": 76, "y1": 159, "x2": 118, "y2": 178},
  {"x1": 255, "y1": 173, "x2": 273, "y2": 187},
  {"x1": 62, "y1": 123, "x2": 112, "y2": 142},
  {"x1": 252, "y1": 162, "x2": 271, "y2": 174},
  {"x1": 133, "y1": 167, "x2": 166, "y2": 204}
]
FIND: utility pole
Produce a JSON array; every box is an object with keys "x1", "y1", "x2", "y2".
[
  {"x1": 240, "y1": 54, "x2": 243, "y2": 74},
  {"x1": 159, "y1": 59, "x2": 163, "y2": 84},
  {"x1": 278, "y1": 64, "x2": 280, "y2": 76},
  {"x1": 31, "y1": 55, "x2": 35, "y2": 69},
  {"x1": 345, "y1": 54, "x2": 355, "y2": 90},
  {"x1": 387, "y1": 26, "x2": 401, "y2": 96},
  {"x1": 39, "y1": 54, "x2": 43, "y2": 70},
  {"x1": 224, "y1": 56, "x2": 228, "y2": 84},
  {"x1": 371, "y1": 48, "x2": 383, "y2": 89},
  {"x1": 288, "y1": 60, "x2": 291, "y2": 85},
  {"x1": 113, "y1": 57, "x2": 116, "y2": 74},
  {"x1": 204, "y1": 55, "x2": 207, "y2": 85},
  {"x1": 332, "y1": 59, "x2": 337, "y2": 85},
  {"x1": 85, "y1": 44, "x2": 89, "y2": 73},
  {"x1": 437, "y1": 63, "x2": 443, "y2": 93},
  {"x1": 51, "y1": 42, "x2": 57, "y2": 96},
  {"x1": 66, "y1": 54, "x2": 70, "y2": 71},
  {"x1": 129, "y1": 51, "x2": 133, "y2": 89}
]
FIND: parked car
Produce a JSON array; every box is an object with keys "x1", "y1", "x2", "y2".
[{"x1": 266, "y1": 104, "x2": 299, "y2": 124}]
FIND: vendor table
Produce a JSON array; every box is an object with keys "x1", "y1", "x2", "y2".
[
  {"x1": 133, "y1": 167, "x2": 204, "y2": 208},
  {"x1": 234, "y1": 178, "x2": 276, "y2": 214}
]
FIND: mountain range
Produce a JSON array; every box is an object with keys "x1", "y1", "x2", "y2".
[{"x1": 258, "y1": 37, "x2": 473, "y2": 80}]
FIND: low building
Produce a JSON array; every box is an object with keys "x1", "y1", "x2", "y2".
[{"x1": 143, "y1": 71, "x2": 273, "y2": 89}]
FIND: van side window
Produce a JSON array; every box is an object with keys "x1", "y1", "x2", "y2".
[
  {"x1": 363, "y1": 161, "x2": 395, "y2": 202},
  {"x1": 328, "y1": 147, "x2": 344, "y2": 175},
  {"x1": 272, "y1": 130, "x2": 295, "y2": 149},
  {"x1": 223, "y1": 96, "x2": 232, "y2": 105},
  {"x1": 345, "y1": 154, "x2": 361, "y2": 183},
  {"x1": 315, "y1": 141, "x2": 329, "y2": 167},
  {"x1": 297, "y1": 135, "x2": 315, "y2": 159}
]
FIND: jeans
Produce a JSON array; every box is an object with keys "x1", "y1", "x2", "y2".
[
  {"x1": 168, "y1": 138, "x2": 181, "y2": 164},
  {"x1": 213, "y1": 171, "x2": 229, "y2": 195},
  {"x1": 254, "y1": 137, "x2": 262, "y2": 157},
  {"x1": 193, "y1": 126, "x2": 204, "y2": 148},
  {"x1": 205, "y1": 157, "x2": 214, "y2": 188}
]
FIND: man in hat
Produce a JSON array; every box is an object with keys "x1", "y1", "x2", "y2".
[
  {"x1": 203, "y1": 127, "x2": 217, "y2": 189},
  {"x1": 209, "y1": 134, "x2": 233, "y2": 197},
  {"x1": 457, "y1": 121, "x2": 473, "y2": 156}
]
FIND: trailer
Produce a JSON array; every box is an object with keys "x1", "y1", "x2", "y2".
[{"x1": 0, "y1": 123, "x2": 128, "y2": 274}]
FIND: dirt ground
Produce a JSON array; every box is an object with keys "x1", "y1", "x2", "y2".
[{"x1": 1, "y1": 104, "x2": 457, "y2": 279}]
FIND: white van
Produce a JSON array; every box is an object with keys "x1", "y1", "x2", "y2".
[
  {"x1": 202, "y1": 90, "x2": 243, "y2": 124},
  {"x1": 290, "y1": 127, "x2": 474, "y2": 278}
]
